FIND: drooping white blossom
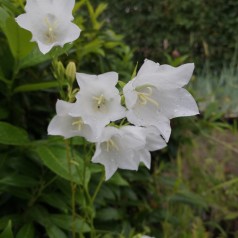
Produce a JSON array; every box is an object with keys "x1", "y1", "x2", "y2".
[
  {"x1": 70, "y1": 72, "x2": 126, "y2": 134},
  {"x1": 16, "y1": 0, "x2": 81, "y2": 54},
  {"x1": 123, "y1": 59, "x2": 199, "y2": 142},
  {"x1": 121, "y1": 125, "x2": 167, "y2": 169},
  {"x1": 47, "y1": 100, "x2": 100, "y2": 142},
  {"x1": 92, "y1": 126, "x2": 146, "y2": 180},
  {"x1": 92, "y1": 125, "x2": 167, "y2": 180}
]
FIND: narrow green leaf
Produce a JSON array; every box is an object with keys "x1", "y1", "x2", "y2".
[
  {"x1": 97, "y1": 208, "x2": 122, "y2": 221},
  {"x1": 40, "y1": 193, "x2": 69, "y2": 213},
  {"x1": 0, "y1": 175, "x2": 38, "y2": 187},
  {"x1": 46, "y1": 226, "x2": 67, "y2": 238},
  {"x1": 0, "y1": 220, "x2": 13, "y2": 238},
  {"x1": 170, "y1": 190, "x2": 208, "y2": 209},
  {"x1": 16, "y1": 223, "x2": 35, "y2": 238},
  {"x1": 36, "y1": 145, "x2": 88, "y2": 185},
  {"x1": 131, "y1": 62, "x2": 138, "y2": 79},
  {"x1": 108, "y1": 173, "x2": 129, "y2": 186},
  {"x1": 0, "y1": 122, "x2": 29, "y2": 145},
  {"x1": 13, "y1": 81, "x2": 59, "y2": 93},
  {"x1": 0, "y1": 7, "x2": 9, "y2": 31},
  {"x1": 19, "y1": 44, "x2": 73, "y2": 69},
  {"x1": 5, "y1": 16, "x2": 35, "y2": 59},
  {"x1": 95, "y1": 3, "x2": 108, "y2": 18},
  {"x1": 50, "y1": 214, "x2": 90, "y2": 233}
]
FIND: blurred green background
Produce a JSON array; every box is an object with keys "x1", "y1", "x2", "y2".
[{"x1": 0, "y1": 0, "x2": 237, "y2": 237}]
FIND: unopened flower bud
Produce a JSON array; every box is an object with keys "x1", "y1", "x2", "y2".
[
  {"x1": 57, "y1": 61, "x2": 65, "y2": 76},
  {"x1": 65, "y1": 61, "x2": 76, "y2": 84}
]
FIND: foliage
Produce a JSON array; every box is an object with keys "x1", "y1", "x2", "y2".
[
  {"x1": 94, "y1": 0, "x2": 238, "y2": 70},
  {"x1": 0, "y1": 0, "x2": 237, "y2": 238}
]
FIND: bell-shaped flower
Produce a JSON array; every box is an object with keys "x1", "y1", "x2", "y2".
[
  {"x1": 15, "y1": 0, "x2": 81, "y2": 54},
  {"x1": 92, "y1": 126, "x2": 146, "y2": 180},
  {"x1": 120, "y1": 125, "x2": 167, "y2": 169},
  {"x1": 123, "y1": 59, "x2": 199, "y2": 142},
  {"x1": 70, "y1": 72, "x2": 126, "y2": 133},
  {"x1": 47, "y1": 100, "x2": 100, "y2": 142}
]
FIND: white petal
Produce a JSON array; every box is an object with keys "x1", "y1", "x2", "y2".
[
  {"x1": 37, "y1": 41, "x2": 54, "y2": 54},
  {"x1": 57, "y1": 22, "x2": 81, "y2": 46},
  {"x1": 137, "y1": 59, "x2": 160, "y2": 76},
  {"x1": 55, "y1": 99, "x2": 73, "y2": 116},
  {"x1": 123, "y1": 80, "x2": 138, "y2": 109},
  {"x1": 136, "y1": 149, "x2": 151, "y2": 169},
  {"x1": 135, "y1": 62, "x2": 195, "y2": 90},
  {"x1": 155, "y1": 88, "x2": 199, "y2": 119},
  {"x1": 76, "y1": 73, "x2": 97, "y2": 88},
  {"x1": 98, "y1": 72, "x2": 118, "y2": 86},
  {"x1": 92, "y1": 144, "x2": 118, "y2": 180},
  {"x1": 143, "y1": 126, "x2": 167, "y2": 151},
  {"x1": 47, "y1": 115, "x2": 75, "y2": 138}
]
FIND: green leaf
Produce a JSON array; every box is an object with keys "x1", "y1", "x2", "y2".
[
  {"x1": 95, "y1": 3, "x2": 108, "y2": 18},
  {"x1": 16, "y1": 223, "x2": 35, "y2": 238},
  {"x1": 18, "y1": 44, "x2": 72, "y2": 69},
  {"x1": 4, "y1": 16, "x2": 35, "y2": 60},
  {"x1": 0, "y1": 175, "x2": 38, "y2": 187},
  {"x1": 36, "y1": 145, "x2": 89, "y2": 185},
  {"x1": 108, "y1": 173, "x2": 129, "y2": 186},
  {"x1": 46, "y1": 226, "x2": 67, "y2": 238},
  {"x1": 97, "y1": 208, "x2": 122, "y2": 221},
  {"x1": 13, "y1": 81, "x2": 59, "y2": 93},
  {"x1": 170, "y1": 190, "x2": 208, "y2": 209},
  {"x1": 0, "y1": 7, "x2": 9, "y2": 31},
  {"x1": 0, "y1": 122, "x2": 29, "y2": 145},
  {"x1": 50, "y1": 214, "x2": 90, "y2": 233},
  {"x1": 0, "y1": 220, "x2": 13, "y2": 238},
  {"x1": 40, "y1": 193, "x2": 69, "y2": 213}
]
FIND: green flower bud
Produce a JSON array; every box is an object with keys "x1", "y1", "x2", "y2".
[
  {"x1": 65, "y1": 61, "x2": 76, "y2": 84},
  {"x1": 57, "y1": 61, "x2": 65, "y2": 76}
]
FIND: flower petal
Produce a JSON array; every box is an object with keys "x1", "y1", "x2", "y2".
[
  {"x1": 155, "y1": 88, "x2": 199, "y2": 119},
  {"x1": 55, "y1": 99, "x2": 73, "y2": 116},
  {"x1": 137, "y1": 59, "x2": 160, "y2": 76}
]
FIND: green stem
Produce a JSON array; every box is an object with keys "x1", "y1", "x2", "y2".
[
  {"x1": 92, "y1": 172, "x2": 105, "y2": 202},
  {"x1": 65, "y1": 140, "x2": 77, "y2": 238}
]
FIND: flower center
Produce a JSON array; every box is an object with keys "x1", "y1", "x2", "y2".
[
  {"x1": 135, "y1": 86, "x2": 159, "y2": 107},
  {"x1": 93, "y1": 94, "x2": 106, "y2": 110},
  {"x1": 44, "y1": 14, "x2": 58, "y2": 44},
  {"x1": 72, "y1": 118, "x2": 84, "y2": 131},
  {"x1": 106, "y1": 139, "x2": 119, "y2": 152}
]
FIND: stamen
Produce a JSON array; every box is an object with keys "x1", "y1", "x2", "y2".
[
  {"x1": 106, "y1": 139, "x2": 119, "y2": 152},
  {"x1": 72, "y1": 118, "x2": 84, "y2": 130},
  {"x1": 44, "y1": 15, "x2": 57, "y2": 43},
  {"x1": 93, "y1": 94, "x2": 106, "y2": 109},
  {"x1": 136, "y1": 87, "x2": 159, "y2": 107}
]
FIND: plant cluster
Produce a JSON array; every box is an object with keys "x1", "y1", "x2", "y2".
[
  {"x1": 96, "y1": 0, "x2": 238, "y2": 69},
  {"x1": 0, "y1": 0, "x2": 237, "y2": 238}
]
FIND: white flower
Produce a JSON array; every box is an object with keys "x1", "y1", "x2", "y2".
[
  {"x1": 123, "y1": 59, "x2": 199, "y2": 142},
  {"x1": 92, "y1": 126, "x2": 146, "y2": 180},
  {"x1": 70, "y1": 72, "x2": 126, "y2": 133},
  {"x1": 47, "y1": 100, "x2": 100, "y2": 142},
  {"x1": 15, "y1": 0, "x2": 81, "y2": 54},
  {"x1": 121, "y1": 126, "x2": 167, "y2": 169}
]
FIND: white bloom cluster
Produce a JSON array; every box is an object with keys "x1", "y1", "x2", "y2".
[
  {"x1": 48, "y1": 60, "x2": 199, "y2": 180},
  {"x1": 16, "y1": 0, "x2": 81, "y2": 54},
  {"x1": 16, "y1": 0, "x2": 199, "y2": 180}
]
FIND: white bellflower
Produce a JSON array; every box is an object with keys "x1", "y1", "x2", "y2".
[
  {"x1": 16, "y1": 0, "x2": 81, "y2": 54},
  {"x1": 123, "y1": 59, "x2": 199, "y2": 141},
  {"x1": 70, "y1": 72, "x2": 126, "y2": 133}
]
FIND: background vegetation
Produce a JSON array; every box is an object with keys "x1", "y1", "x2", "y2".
[{"x1": 0, "y1": 0, "x2": 237, "y2": 238}]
